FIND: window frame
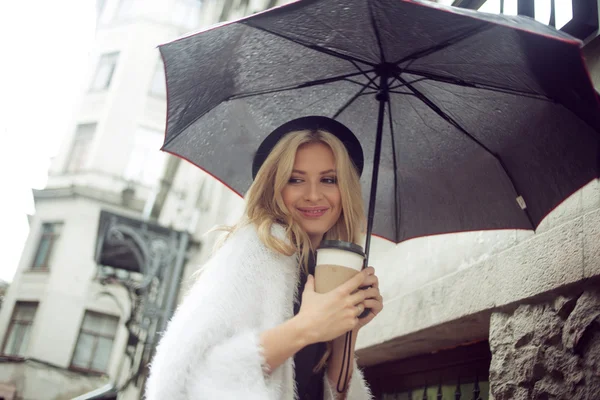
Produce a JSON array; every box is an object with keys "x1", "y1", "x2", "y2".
[
  {"x1": 116, "y1": 0, "x2": 135, "y2": 20},
  {"x1": 1, "y1": 302, "x2": 39, "y2": 357},
  {"x1": 70, "y1": 310, "x2": 120, "y2": 374},
  {"x1": 96, "y1": 0, "x2": 107, "y2": 21},
  {"x1": 89, "y1": 52, "x2": 120, "y2": 92},
  {"x1": 65, "y1": 123, "x2": 97, "y2": 174},
  {"x1": 148, "y1": 58, "x2": 167, "y2": 98},
  {"x1": 30, "y1": 222, "x2": 63, "y2": 271},
  {"x1": 123, "y1": 126, "x2": 168, "y2": 186},
  {"x1": 465, "y1": 0, "x2": 579, "y2": 31},
  {"x1": 172, "y1": 0, "x2": 202, "y2": 29}
]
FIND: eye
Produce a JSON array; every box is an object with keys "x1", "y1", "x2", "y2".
[
  {"x1": 288, "y1": 177, "x2": 303, "y2": 184},
  {"x1": 322, "y1": 176, "x2": 337, "y2": 184}
]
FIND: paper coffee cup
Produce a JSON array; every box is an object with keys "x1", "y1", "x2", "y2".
[{"x1": 314, "y1": 240, "x2": 365, "y2": 294}]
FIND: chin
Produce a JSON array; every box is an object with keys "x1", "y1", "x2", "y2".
[
  {"x1": 300, "y1": 223, "x2": 332, "y2": 240},
  {"x1": 294, "y1": 213, "x2": 338, "y2": 241}
]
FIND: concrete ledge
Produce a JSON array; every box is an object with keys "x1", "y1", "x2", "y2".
[
  {"x1": 583, "y1": 36, "x2": 600, "y2": 88},
  {"x1": 584, "y1": 208, "x2": 600, "y2": 278},
  {"x1": 357, "y1": 207, "x2": 600, "y2": 366}
]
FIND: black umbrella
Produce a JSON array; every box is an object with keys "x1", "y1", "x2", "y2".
[{"x1": 158, "y1": 0, "x2": 600, "y2": 259}]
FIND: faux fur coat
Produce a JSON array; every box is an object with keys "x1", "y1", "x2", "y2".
[{"x1": 145, "y1": 223, "x2": 373, "y2": 400}]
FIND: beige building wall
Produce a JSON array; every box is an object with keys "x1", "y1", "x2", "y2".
[
  {"x1": 0, "y1": 197, "x2": 137, "y2": 399},
  {"x1": 0, "y1": 0, "x2": 224, "y2": 399},
  {"x1": 0, "y1": 1, "x2": 286, "y2": 399}
]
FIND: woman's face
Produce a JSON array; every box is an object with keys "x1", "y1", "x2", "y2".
[{"x1": 282, "y1": 142, "x2": 342, "y2": 247}]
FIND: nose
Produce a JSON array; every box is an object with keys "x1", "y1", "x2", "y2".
[{"x1": 304, "y1": 181, "x2": 323, "y2": 202}]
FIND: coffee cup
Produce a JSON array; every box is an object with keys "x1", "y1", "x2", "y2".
[{"x1": 315, "y1": 240, "x2": 365, "y2": 294}]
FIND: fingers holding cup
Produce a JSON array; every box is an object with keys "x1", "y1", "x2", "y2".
[
  {"x1": 361, "y1": 267, "x2": 378, "y2": 289},
  {"x1": 355, "y1": 303, "x2": 365, "y2": 317},
  {"x1": 363, "y1": 297, "x2": 383, "y2": 316}
]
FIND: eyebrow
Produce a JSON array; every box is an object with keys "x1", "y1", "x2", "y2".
[{"x1": 292, "y1": 169, "x2": 336, "y2": 175}]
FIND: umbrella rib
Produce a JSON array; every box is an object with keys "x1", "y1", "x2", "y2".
[
  {"x1": 227, "y1": 70, "x2": 376, "y2": 100},
  {"x1": 332, "y1": 85, "x2": 371, "y2": 119},
  {"x1": 366, "y1": 0, "x2": 386, "y2": 62},
  {"x1": 395, "y1": 73, "x2": 536, "y2": 228},
  {"x1": 242, "y1": 22, "x2": 377, "y2": 67},
  {"x1": 403, "y1": 68, "x2": 552, "y2": 101},
  {"x1": 386, "y1": 97, "x2": 401, "y2": 241},
  {"x1": 345, "y1": 78, "x2": 379, "y2": 91},
  {"x1": 390, "y1": 77, "x2": 429, "y2": 89},
  {"x1": 388, "y1": 90, "x2": 414, "y2": 96},
  {"x1": 362, "y1": 90, "x2": 413, "y2": 96},
  {"x1": 349, "y1": 60, "x2": 381, "y2": 91},
  {"x1": 394, "y1": 24, "x2": 491, "y2": 65}
]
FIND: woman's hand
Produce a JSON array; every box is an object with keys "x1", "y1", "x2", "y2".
[
  {"x1": 259, "y1": 268, "x2": 381, "y2": 373},
  {"x1": 296, "y1": 269, "x2": 371, "y2": 344},
  {"x1": 356, "y1": 266, "x2": 383, "y2": 329}
]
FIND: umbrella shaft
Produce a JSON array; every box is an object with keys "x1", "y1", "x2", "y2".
[{"x1": 364, "y1": 74, "x2": 389, "y2": 267}]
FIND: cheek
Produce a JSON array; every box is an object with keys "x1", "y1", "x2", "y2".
[
  {"x1": 281, "y1": 187, "x2": 295, "y2": 211},
  {"x1": 329, "y1": 189, "x2": 342, "y2": 212}
]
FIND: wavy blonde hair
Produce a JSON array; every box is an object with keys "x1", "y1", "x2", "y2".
[{"x1": 223, "y1": 129, "x2": 365, "y2": 271}]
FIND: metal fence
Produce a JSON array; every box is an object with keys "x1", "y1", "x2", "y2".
[
  {"x1": 363, "y1": 341, "x2": 491, "y2": 400},
  {"x1": 379, "y1": 376, "x2": 488, "y2": 400}
]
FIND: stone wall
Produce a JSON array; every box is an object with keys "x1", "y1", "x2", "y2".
[{"x1": 489, "y1": 288, "x2": 600, "y2": 400}]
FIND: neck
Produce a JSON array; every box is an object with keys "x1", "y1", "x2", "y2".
[{"x1": 309, "y1": 234, "x2": 324, "y2": 249}]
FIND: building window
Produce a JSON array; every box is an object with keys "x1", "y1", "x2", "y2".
[
  {"x1": 173, "y1": 0, "x2": 202, "y2": 29},
  {"x1": 90, "y1": 52, "x2": 119, "y2": 91},
  {"x1": 478, "y1": 0, "x2": 573, "y2": 29},
  {"x1": 66, "y1": 123, "x2": 96, "y2": 173},
  {"x1": 71, "y1": 311, "x2": 119, "y2": 373},
  {"x1": 2, "y1": 302, "x2": 38, "y2": 357},
  {"x1": 149, "y1": 59, "x2": 166, "y2": 98},
  {"x1": 96, "y1": 0, "x2": 107, "y2": 21},
  {"x1": 31, "y1": 222, "x2": 63, "y2": 270},
  {"x1": 124, "y1": 126, "x2": 167, "y2": 186},
  {"x1": 116, "y1": 0, "x2": 135, "y2": 19}
]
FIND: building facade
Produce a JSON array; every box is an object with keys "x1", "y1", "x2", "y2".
[
  {"x1": 0, "y1": 0, "x2": 598, "y2": 399},
  {"x1": 0, "y1": 0, "x2": 280, "y2": 399}
]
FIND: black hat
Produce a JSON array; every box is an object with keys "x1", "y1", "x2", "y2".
[{"x1": 252, "y1": 116, "x2": 364, "y2": 179}]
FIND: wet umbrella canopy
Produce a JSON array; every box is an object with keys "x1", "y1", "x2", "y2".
[{"x1": 158, "y1": 0, "x2": 600, "y2": 246}]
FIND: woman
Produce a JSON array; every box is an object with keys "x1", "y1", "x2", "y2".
[{"x1": 145, "y1": 116, "x2": 383, "y2": 400}]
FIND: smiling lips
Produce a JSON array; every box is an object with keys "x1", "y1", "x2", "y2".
[{"x1": 297, "y1": 207, "x2": 329, "y2": 218}]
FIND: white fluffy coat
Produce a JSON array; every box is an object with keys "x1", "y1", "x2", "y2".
[{"x1": 145, "y1": 224, "x2": 373, "y2": 400}]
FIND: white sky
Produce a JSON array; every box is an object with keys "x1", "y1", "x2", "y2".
[{"x1": 0, "y1": 1, "x2": 96, "y2": 282}]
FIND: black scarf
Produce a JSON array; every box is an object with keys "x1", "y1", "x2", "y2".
[{"x1": 292, "y1": 252, "x2": 326, "y2": 399}]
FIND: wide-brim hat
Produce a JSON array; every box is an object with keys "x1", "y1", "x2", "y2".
[{"x1": 252, "y1": 116, "x2": 364, "y2": 179}]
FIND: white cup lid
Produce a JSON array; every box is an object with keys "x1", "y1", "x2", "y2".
[{"x1": 317, "y1": 240, "x2": 365, "y2": 257}]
